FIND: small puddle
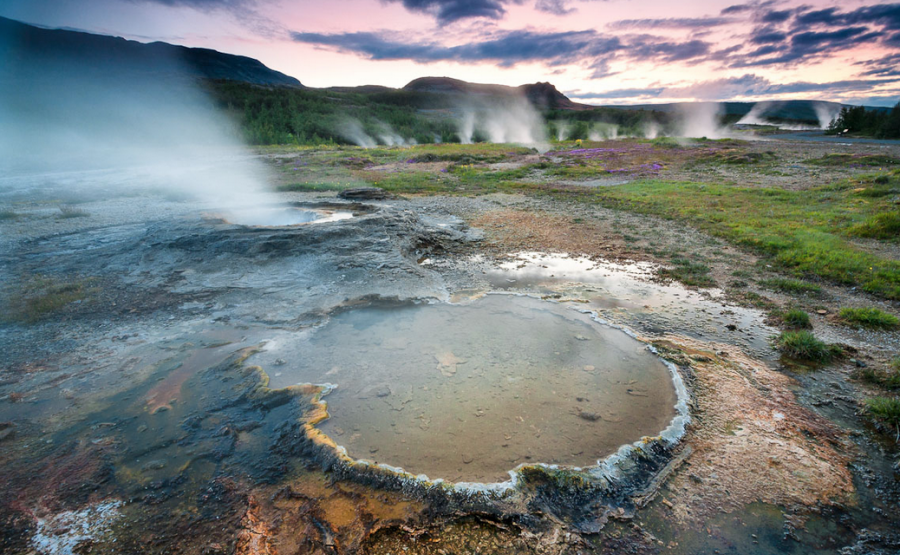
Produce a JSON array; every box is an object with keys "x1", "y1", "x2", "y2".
[
  {"x1": 255, "y1": 294, "x2": 679, "y2": 483},
  {"x1": 478, "y1": 252, "x2": 776, "y2": 359},
  {"x1": 221, "y1": 205, "x2": 354, "y2": 227}
]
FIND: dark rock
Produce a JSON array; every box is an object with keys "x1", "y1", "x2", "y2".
[
  {"x1": 338, "y1": 188, "x2": 391, "y2": 200},
  {"x1": 577, "y1": 411, "x2": 601, "y2": 422}
]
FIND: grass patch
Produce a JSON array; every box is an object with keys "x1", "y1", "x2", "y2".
[
  {"x1": 807, "y1": 153, "x2": 900, "y2": 167},
  {"x1": 585, "y1": 177, "x2": 900, "y2": 299},
  {"x1": 760, "y1": 277, "x2": 822, "y2": 295},
  {"x1": 782, "y1": 308, "x2": 812, "y2": 329},
  {"x1": 658, "y1": 257, "x2": 715, "y2": 287},
  {"x1": 838, "y1": 307, "x2": 899, "y2": 329},
  {"x1": 776, "y1": 330, "x2": 842, "y2": 361},
  {"x1": 275, "y1": 182, "x2": 350, "y2": 192},
  {"x1": 855, "y1": 363, "x2": 900, "y2": 390},
  {"x1": 863, "y1": 397, "x2": 900, "y2": 438},
  {"x1": 58, "y1": 205, "x2": 90, "y2": 218},
  {"x1": 0, "y1": 210, "x2": 20, "y2": 221},
  {"x1": 3, "y1": 275, "x2": 98, "y2": 323},
  {"x1": 849, "y1": 212, "x2": 900, "y2": 240}
]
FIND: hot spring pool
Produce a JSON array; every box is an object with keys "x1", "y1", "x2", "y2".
[{"x1": 256, "y1": 294, "x2": 679, "y2": 483}]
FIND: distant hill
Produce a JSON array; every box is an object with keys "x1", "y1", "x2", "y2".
[
  {"x1": 403, "y1": 77, "x2": 591, "y2": 111},
  {"x1": 0, "y1": 16, "x2": 301, "y2": 86}
]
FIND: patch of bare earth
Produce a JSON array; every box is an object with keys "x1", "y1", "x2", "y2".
[{"x1": 658, "y1": 336, "x2": 854, "y2": 523}]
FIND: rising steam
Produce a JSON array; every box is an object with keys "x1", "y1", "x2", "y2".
[
  {"x1": 0, "y1": 32, "x2": 280, "y2": 223},
  {"x1": 456, "y1": 97, "x2": 547, "y2": 148}
]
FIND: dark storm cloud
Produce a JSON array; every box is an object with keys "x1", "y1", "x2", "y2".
[{"x1": 292, "y1": 28, "x2": 713, "y2": 67}]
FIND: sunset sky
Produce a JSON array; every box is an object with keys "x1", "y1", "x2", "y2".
[{"x1": 2, "y1": 0, "x2": 899, "y2": 105}]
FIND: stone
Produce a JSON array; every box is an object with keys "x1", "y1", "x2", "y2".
[{"x1": 338, "y1": 187, "x2": 391, "y2": 200}]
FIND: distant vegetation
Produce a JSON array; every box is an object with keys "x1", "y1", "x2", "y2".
[
  {"x1": 204, "y1": 81, "x2": 671, "y2": 146},
  {"x1": 206, "y1": 81, "x2": 460, "y2": 145},
  {"x1": 826, "y1": 102, "x2": 900, "y2": 139}
]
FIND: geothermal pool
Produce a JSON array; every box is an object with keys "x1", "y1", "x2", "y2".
[
  {"x1": 223, "y1": 205, "x2": 354, "y2": 226},
  {"x1": 257, "y1": 294, "x2": 678, "y2": 483}
]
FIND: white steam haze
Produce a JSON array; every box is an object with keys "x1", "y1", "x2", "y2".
[
  {"x1": 676, "y1": 103, "x2": 731, "y2": 139},
  {"x1": 0, "y1": 33, "x2": 283, "y2": 225},
  {"x1": 337, "y1": 118, "x2": 417, "y2": 147},
  {"x1": 338, "y1": 118, "x2": 378, "y2": 148},
  {"x1": 736, "y1": 102, "x2": 819, "y2": 130},
  {"x1": 456, "y1": 97, "x2": 548, "y2": 149},
  {"x1": 814, "y1": 102, "x2": 842, "y2": 130}
]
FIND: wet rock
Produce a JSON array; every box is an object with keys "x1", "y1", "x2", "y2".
[
  {"x1": 338, "y1": 187, "x2": 392, "y2": 200},
  {"x1": 0, "y1": 422, "x2": 14, "y2": 442},
  {"x1": 374, "y1": 385, "x2": 391, "y2": 398}
]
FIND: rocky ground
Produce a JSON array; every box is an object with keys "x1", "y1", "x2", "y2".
[{"x1": 0, "y1": 135, "x2": 898, "y2": 554}]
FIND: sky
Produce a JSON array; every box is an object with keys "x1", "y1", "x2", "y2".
[{"x1": 2, "y1": 0, "x2": 899, "y2": 106}]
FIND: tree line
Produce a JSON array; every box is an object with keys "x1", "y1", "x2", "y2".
[{"x1": 826, "y1": 102, "x2": 900, "y2": 139}]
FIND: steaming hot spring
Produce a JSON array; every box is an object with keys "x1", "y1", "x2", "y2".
[
  {"x1": 251, "y1": 294, "x2": 684, "y2": 484},
  {"x1": 215, "y1": 202, "x2": 356, "y2": 227}
]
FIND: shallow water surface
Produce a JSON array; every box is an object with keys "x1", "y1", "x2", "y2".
[
  {"x1": 224, "y1": 205, "x2": 353, "y2": 226},
  {"x1": 258, "y1": 294, "x2": 678, "y2": 483}
]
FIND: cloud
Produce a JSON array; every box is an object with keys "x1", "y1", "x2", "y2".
[
  {"x1": 534, "y1": 0, "x2": 575, "y2": 16},
  {"x1": 127, "y1": 0, "x2": 257, "y2": 12},
  {"x1": 749, "y1": 27, "x2": 787, "y2": 44},
  {"x1": 794, "y1": 3, "x2": 900, "y2": 30},
  {"x1": 607, "y1": 17, "x2": 733, "y2": 30},
  {"x1": 569, "y1": 74, "x2": 898, "y2": 102},
  {"x1": 292, "y1": 28, "x2": 716, "y2": 69},
  {"x1": 760, "y1": 9, "x2": 792, "y2": 23},
  {"x1": 381, "y1": 0, "x2": 518, "y2": 24}
]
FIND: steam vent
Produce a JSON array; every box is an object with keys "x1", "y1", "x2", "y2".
[{"x1": 255, "y1": 294, "x2": 680, "y2": 483}]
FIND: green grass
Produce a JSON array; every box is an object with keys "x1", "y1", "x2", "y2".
[
  {"x1": 584, "y1": 174, "x2": 900, "y2": 299},
  {"x1": 782, "y1": 308, "x2": 812, "y2": 329},
  {"x1": 863, "y1": 397, "x2": 900, "y2": 437},
  {"x1": 850, "y1": 212, "x2": 900, "y2": 240},
  {"x1": 3, "y1": 275, "x2": 98, "y2": 323},
  {"x1": 776, "y1": 330, "x2": 842, "y2": 361},
  {"x1": 275, "y1": 182, "x2": 351, "y2": 192},
  {"x1": 658, "y1": 257, "x2": 715, "y2": 287},
  {"x1": 760, "y1": 277, "x2": 822, "y2": 295},
  {"x1": 855, "y1": 363, "x2": 900, "y2": 390},
  {"x1": 807, "y1": 153, "x2": 900, "y2": 167},
  {"x1": 838, "y1": 307, "x2": 899, "y2": 329}
]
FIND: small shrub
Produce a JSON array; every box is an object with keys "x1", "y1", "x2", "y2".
[
  {"x1": 761, "y1": 277, "x2": 822, "y2": 295},
  {"x1": 0, "y1": 210, "x2": 19, "y2": 221},
  {"x1": 776, "y1": 330, "x2": 842, "y2": 361},
  {"x1": 839, "y1": 307, "x2": 900, "y2": 329},
  {"x1": 783, "y1": 308, "x2": 811, "y2": 329}
]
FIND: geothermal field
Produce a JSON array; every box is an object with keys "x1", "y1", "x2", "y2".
[{"x1": 2, "y1": 8, "x2": 900, "y2": 555}]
